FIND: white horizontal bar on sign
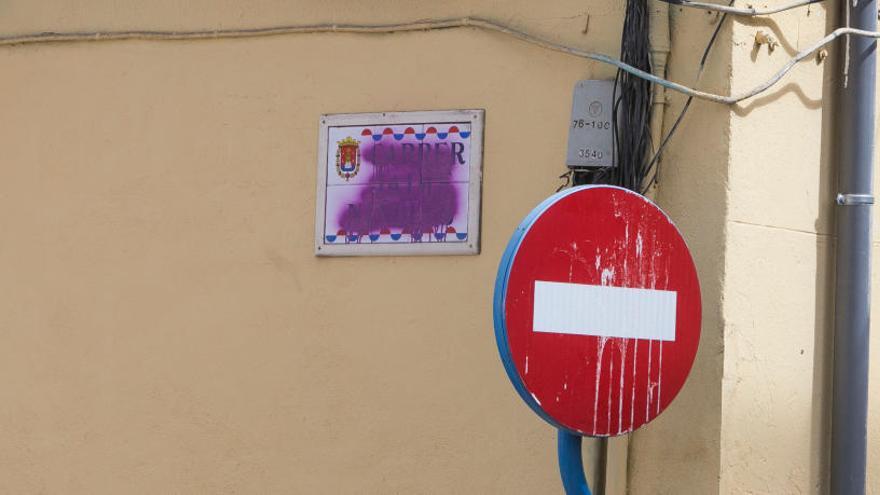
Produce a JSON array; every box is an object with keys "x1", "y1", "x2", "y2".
[{"x1": 532, "y1": 280, "x2": 677, "y2": 341}]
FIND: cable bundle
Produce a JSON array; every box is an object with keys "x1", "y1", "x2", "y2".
[
  {"x1": 612, "y1": 0, "x2": 654, "y2": 191},
  {"x1": 574, "y1": 0, "x2": 654, "y2": 192}
]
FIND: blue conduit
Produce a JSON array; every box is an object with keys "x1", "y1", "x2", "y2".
[{"x1": 557, "y1": 430, "x2": 592, "y2": 495}]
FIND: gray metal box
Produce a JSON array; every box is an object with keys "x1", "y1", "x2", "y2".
[{"x1": 566, "y1": 80, "x2": 615, "y2": 168}]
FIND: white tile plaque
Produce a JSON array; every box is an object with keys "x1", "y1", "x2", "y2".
[{"x1": 315, "y1": 110, "x2": 484, "y2": 257}]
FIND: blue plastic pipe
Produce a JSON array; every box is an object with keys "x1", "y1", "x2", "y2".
[{"x1": 557, "y1": 430, "x2": 593, "y2": 495}]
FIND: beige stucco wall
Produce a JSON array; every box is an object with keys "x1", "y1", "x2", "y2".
[
  {"x1": 1, "y1": 1, "x2": 877, "y2": 494},
  {"x1": 0, "y1": 1, "x2": 631, "y2": 493},
  {"x1": 722, "y1": 5, "x2": 833, "y2": 494},
  {"x1": 721, "y1": 3, "x2": 879, "y2": 494},
  {"x1": 627, "y1": 5, "x2": 732, "y2": 494}
]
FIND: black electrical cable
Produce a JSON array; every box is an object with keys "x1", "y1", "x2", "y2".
[
  {"x1": 614, "y1": 0, "x2": 653, "y2": 192},
  {"x1": 640, "y1": 1, "x2": 733, "y2": 194},
  {"x1": 570, "y1": 0, "x2": 732, "y2": 193},
  {"x1": 573, "y1": 0, "x2": 653, "y2": 191}
]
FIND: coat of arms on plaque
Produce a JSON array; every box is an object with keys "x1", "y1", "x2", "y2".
[{"x1": 335, "y1": 137, "x2": 360, "y2": 181}]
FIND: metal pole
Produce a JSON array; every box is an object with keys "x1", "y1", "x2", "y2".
[
  {"x1": 557, "y1": 430, "x2": 593, "y2": 495},
  {"x1": 831, "y1": 0, "x2": 876, "y2": 492}
]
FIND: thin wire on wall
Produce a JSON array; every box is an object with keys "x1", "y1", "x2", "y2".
[
  {"x1": 657, "y1": 0, "x2": 823, "y2": 16},
  {"x1": 2, "y1": 17, "x2": 879, "y2": 105},
  {"x1": 640, "y1": 0, "x2": 734, "y2": 193}
]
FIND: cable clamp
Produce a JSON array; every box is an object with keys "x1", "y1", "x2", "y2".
[{"x1": 836, "y1": 193, "x2": 875, "y2": 206}]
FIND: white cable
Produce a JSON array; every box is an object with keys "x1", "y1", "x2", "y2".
[
  {"x1": 658, "y1": 0, "x2": 823, "y2": 16},
  {"x1": 728, "y1": 26, "x2": 877, "y2": 104},
  {"x1": 0, "y1": 17, "x2": 876, "y2": 105}
]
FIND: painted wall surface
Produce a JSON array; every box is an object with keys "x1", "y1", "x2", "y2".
[
  {"x1": 627, "y1": 6, "x2": 731, "y2": 494},
  {"x1": 722, "y1": 3, "x2": 879, "y2": 494},
  {"x1": 0, "y1": 1, "x2": 630, "y2": 493},
  {"x1": 1, "y1": 1, "x2": 877, "y2": 494}
]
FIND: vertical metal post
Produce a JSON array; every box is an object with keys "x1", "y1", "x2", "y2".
[{"x1": 831, "y1": 0, "x2": 876, "y2": 492}]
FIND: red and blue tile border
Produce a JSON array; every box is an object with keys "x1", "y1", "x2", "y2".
[
  {"x1": 325, "y1": 226, "x2": 468, "y2": 244},
  {"x1": 361, "y1": 126, "x2": 471, "y2": 141}
]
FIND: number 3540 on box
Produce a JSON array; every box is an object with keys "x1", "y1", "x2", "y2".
[{"x1": 566, "y1": 80, "x2": 614, "y2": 168}]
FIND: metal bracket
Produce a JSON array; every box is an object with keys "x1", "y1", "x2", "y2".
[{"x1": 836, "y1": 193, "x2": 875, "y2": 206}]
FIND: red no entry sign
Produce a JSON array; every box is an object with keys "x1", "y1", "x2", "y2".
[{"x1": 493, "y1": 186, "x2": 701, "y2": 436}]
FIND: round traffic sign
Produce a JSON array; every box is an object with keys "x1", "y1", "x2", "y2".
[{"x1": 493, "y1": 185, "x2": 701, "y2": 437}]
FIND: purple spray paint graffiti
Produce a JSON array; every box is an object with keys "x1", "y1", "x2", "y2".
[{"x1": 324, "y1": 124, "x2": 471, "y2": 244}]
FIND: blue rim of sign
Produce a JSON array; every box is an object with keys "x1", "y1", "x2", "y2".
[
  {"x1": 493, "y1": 184, "x2": 679, "y2": 436},
  {"x1": 493, "y1": 185, "x2": 589, "y2": 435}
]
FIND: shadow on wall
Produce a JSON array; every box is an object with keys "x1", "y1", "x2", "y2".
[
  {"x1": 733, "y1": 13, "x2": 827, "y2": 116},
  {"x1": 808, "y1": 6, "x2": 840, "y2": 494}
]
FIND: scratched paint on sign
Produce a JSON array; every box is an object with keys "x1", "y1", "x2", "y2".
[
  {"x1": 316, "y1": 112, "x2": 483, "y2": 256},
  {"x1": 499, "y1": 186, "x2": 701, "y2": 437}
]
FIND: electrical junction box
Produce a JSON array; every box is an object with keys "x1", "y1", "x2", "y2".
[{"x1": 566, "y1": 80, "x2": 615, "y2": 168}]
